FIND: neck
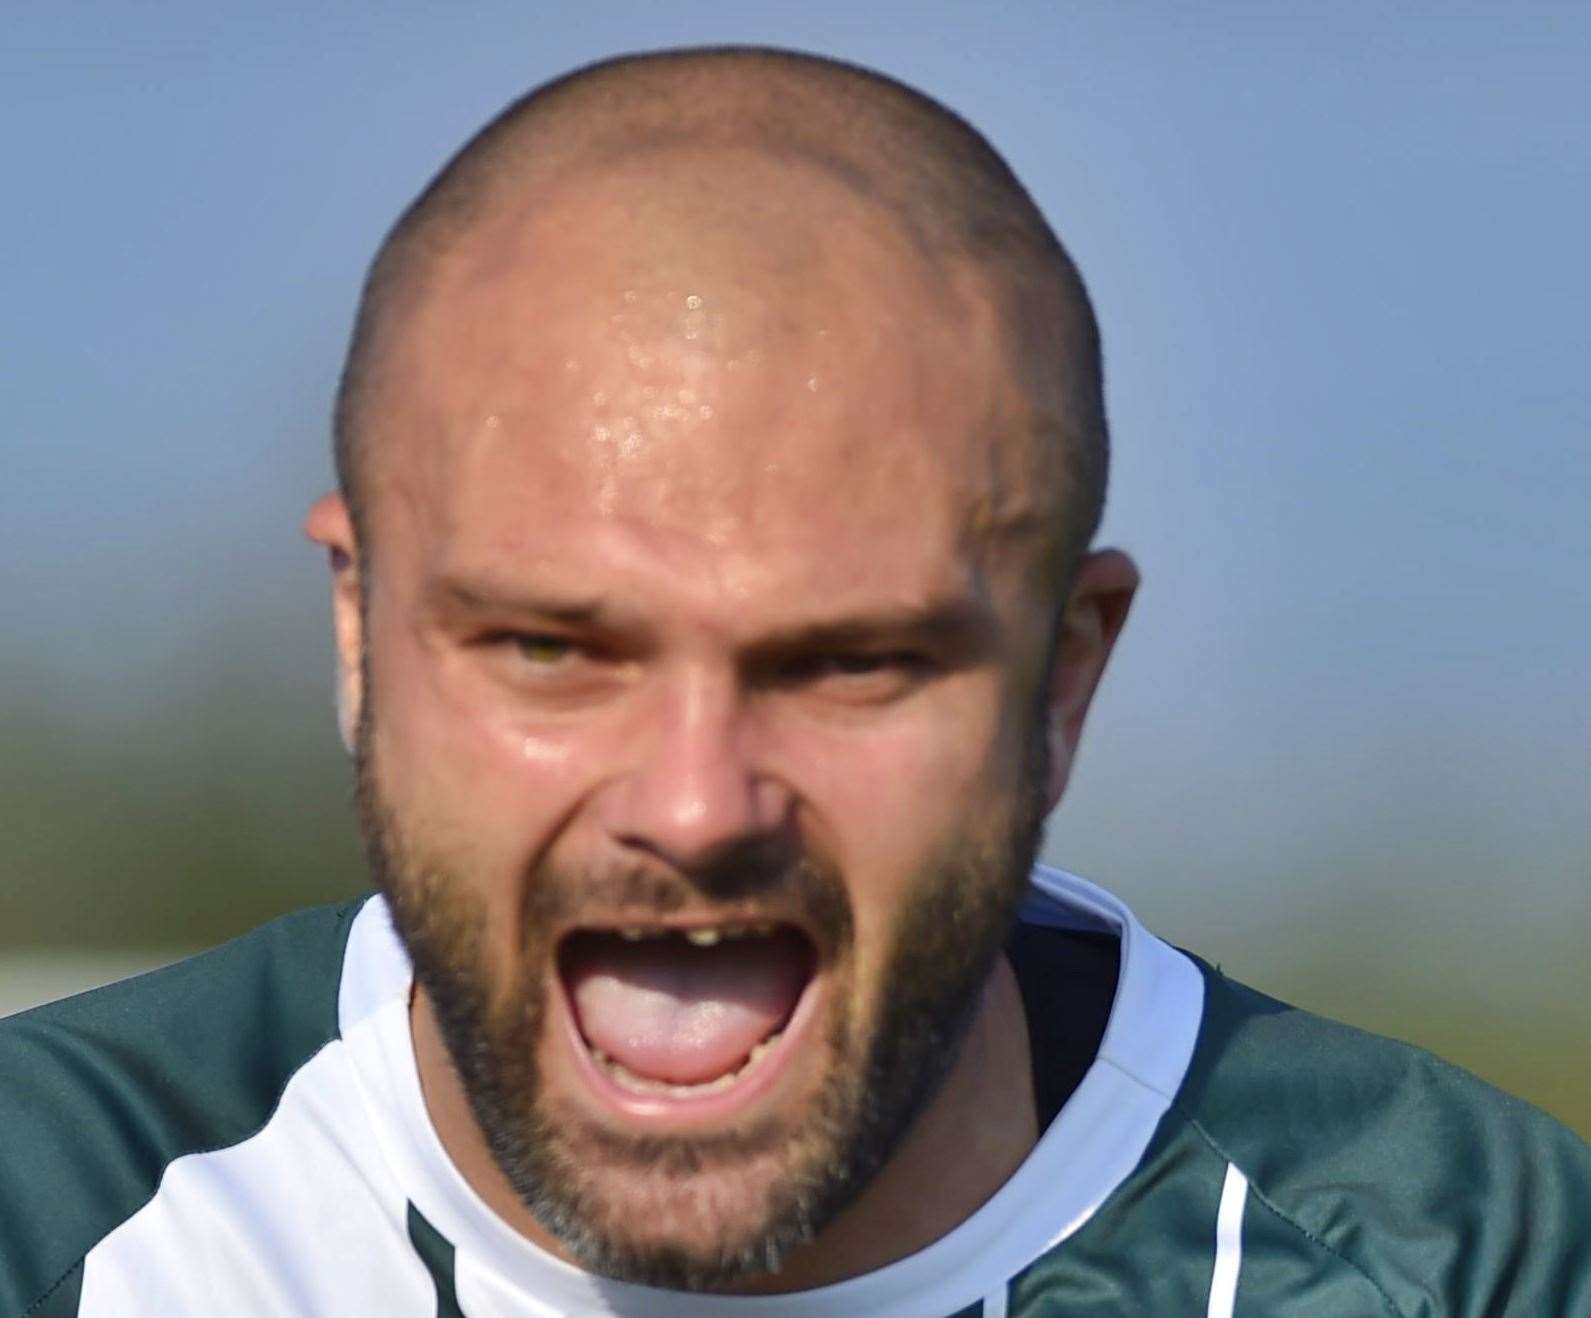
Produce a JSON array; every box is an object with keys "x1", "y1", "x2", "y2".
[{"x1": 410, "y1": 952, "x2": 1038, "y2": 1291}]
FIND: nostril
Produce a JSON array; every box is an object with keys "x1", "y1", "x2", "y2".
[
  {"x1": 603, "y1": 768, "x2": 785, "y2": 874},
  {"x1": 659, "y1": 833, "x2": 806, "y2": 903}
]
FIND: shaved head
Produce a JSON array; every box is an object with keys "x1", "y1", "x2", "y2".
[{"x1": 333, "y1": 46, "x2": 1108, "y2": 588}]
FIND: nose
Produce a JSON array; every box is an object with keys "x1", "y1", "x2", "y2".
[{"x1": 594, "y1": 667, "x2": 794, "y2": 876}]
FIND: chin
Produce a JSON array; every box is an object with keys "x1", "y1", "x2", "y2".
[
  {"x1": 491, "y1": 964, "x2": 871, "y2": 1290},
  {"x1": 524, "y1": 1122, "x2": 840, "y2": 1289}
]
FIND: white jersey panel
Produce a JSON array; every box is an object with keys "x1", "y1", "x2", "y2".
[{"x1": 76, "y1": 1037, "x2": 428, "y2": 1315}]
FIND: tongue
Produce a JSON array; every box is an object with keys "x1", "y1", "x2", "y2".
[{"x1": 566, "y1": 932, "x2": 809, "y2": 1085}]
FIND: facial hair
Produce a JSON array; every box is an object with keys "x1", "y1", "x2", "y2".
[{"x1": 356, "y1": 689, "x2": 1052, "y2": 1291}]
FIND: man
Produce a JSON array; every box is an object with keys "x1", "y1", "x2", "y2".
[{"x1": 2, "y1": 46, "x2": 1587, "y2": 1317}]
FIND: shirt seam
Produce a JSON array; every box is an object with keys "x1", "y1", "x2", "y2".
[
  {"x1": 21, "y1": 1259, "x2": 79, "y2": 1318},
  {"x1": 1096, "y1": 1050, "x2": 1180, "y2": 1104},
  {"x1": 1178, "y1": 1110, "x2": 1406, "y2": 1318}
]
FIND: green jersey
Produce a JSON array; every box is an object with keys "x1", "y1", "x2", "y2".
[{"x1": 2, "y1": 867, "x2": 1586, "y2": 1315}]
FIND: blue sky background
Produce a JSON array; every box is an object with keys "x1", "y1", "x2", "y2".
[{"x1": 3, "y1": 3, "x2": 1587, "y2": 1125}]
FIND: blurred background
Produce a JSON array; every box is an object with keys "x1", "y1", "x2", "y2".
[{"x1": 2, "y1": 3, "x2": 1586, "y2": 1136}]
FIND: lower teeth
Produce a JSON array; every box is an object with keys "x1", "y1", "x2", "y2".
[{"x1": 590, "y1": 1032, "x2": 783, "y2": 1098}]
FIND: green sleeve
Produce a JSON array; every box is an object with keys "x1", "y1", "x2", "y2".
[
  {"x1": 0, "y1": 900, "x2": 359, "y2": 1316},
  {"x1": 1182, "y1": 961, "x2": 1591, "y2": 1316}
]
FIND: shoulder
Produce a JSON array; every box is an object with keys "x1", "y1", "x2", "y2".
[
  {"x1": 0, "y1": 898, "x2": 366, "y2": 1316},
  {"x1": 1174, "y1": 958, "x2": 1591, "y2": 1316}
]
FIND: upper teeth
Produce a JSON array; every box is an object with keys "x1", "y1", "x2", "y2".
[{"x1": 613, "y1": 923, "x2": 778, "y2": 943}]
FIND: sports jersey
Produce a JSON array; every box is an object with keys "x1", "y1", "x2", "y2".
[{"x1": 2, "y1": 867, "x2": 1587, "y2": 1316}]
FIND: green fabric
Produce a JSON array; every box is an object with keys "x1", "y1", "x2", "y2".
[
  {"x1": 20, "y1": 1260, "x2": 81, "y2": 1318},
  {"x1": 407, "y1": 1202, "x2": 465, "y2": 1318},
  {"x1": 1009, "y1": 957, "x2": 1591, "y2": 1315},
  {"x1": 1180, "y1": 958, "x2": 1591, "y2": 1316},
  {"x1": 1008, "y1": 1106, "x2": 1239, "y2": 1313},
  {"x1": 0, "y1": 899, "x2": 362, "y2": 1317}
]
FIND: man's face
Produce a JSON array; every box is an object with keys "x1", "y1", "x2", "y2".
[{"x1": 350, "y1": 158, "x2": 1070, "y2": 1288}]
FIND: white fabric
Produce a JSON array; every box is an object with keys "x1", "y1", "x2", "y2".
[
  {"x1": 77, "y1": 1039, "x2": 429, "y2": 1314},
  {"x1": 77, "y1": 866, "x2": 1208, "y2": 1316},
  {"x1": 1206, "y1": 1162, "x2": 1249, "y2": 1318}
]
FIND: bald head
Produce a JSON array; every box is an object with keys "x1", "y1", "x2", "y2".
[{"x1": 334, "y1": 47, "x2": 1108, "y2": 585}]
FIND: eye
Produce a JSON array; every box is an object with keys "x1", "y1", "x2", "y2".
[
  {"x1": 817, "y1": 652, "x2": 897, "y2": 676},
  {"x1": 475, "y1": 629, "x2": 625, "y2": 704},
  {"x1": 508, "y1": 633, "x2": 577, "y2": 666},
  {"x1": 781, "y1": 650, "x2": 932, "y2": 698}
]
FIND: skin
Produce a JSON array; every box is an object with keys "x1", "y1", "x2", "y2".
[{"x1": 306, "y1": 148, "x2": 1137, "y2": 1290}]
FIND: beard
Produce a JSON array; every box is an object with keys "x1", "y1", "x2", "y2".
[{"x1": 355, "y1": 690, "x2": 1051, "y2": 1291}]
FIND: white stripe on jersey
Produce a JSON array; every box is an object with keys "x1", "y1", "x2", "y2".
[{"x1": 1206, "y1": 1161, "x2": 1249, "y2": 1318}]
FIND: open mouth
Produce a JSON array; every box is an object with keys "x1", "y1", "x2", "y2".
[{"x1": 557, "y1": 921, "x2": 819, "y2": 1106}]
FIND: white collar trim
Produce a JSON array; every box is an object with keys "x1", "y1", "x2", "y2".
[{"x1": 339, "y1": 866, "x2": 1204, "y2": 1316}]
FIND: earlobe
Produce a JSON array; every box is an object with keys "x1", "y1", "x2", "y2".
[
  {"x1": 304, "y1": 492, "x2": 364, "y2": 755},
  {"x1": 336, "y1": 668, "x2": 359, "y2": 756},
  {"x1": 1044, "y1": 708, "x2": 1074, "y2": 811},
  {"x1": 1041, "y1": 548, "x2": 1140, "y2": 812}
]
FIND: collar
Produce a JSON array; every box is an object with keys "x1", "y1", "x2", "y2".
[{"x1": 337, "y1": 866, "x2": 1204, "y2": 1316}]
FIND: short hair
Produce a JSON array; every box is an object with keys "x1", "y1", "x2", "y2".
[{"x1": 334, "y1": 46, "x2": 1108, "y2": 585}]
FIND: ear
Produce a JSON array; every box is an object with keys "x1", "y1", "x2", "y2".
[
  {"x1": 1043, "y1": 548, "x2": 1138, "y2": 810},
  {"x1": 303, "y1": 493, "x2": 363, "y2": 755}
]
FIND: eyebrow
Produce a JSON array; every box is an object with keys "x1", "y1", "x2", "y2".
[
  {"x1": 422, "y1": 575, "x2": 625, "y2": 629},
  {"x1": 751, "y1": 599, "x2": 997, "y2": 661},
  {"x1": 424, "y1": 572, "x2": 998, "y2": 658}
]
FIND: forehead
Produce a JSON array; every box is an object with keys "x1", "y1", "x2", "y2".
[{"x1": 371, "y1": 153, "x2": 1055, "y2": 608}]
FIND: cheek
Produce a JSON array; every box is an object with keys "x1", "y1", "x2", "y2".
[
  {"x1": 364, "y1": 627, "x2": 593, "y2": 888},
  {"x1": 788, "y1": 681, "x2": 1022, "y2": 981}
]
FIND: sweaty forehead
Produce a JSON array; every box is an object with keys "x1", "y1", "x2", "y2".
[{"x1": 371, "y1": 150, "x2": 1059, "y2": 588}]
